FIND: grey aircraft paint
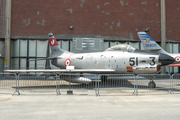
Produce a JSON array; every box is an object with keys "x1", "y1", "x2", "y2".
[
  {"x1": 138, "y1": 32, "x2": 180, "y2": 66},
  {"x1": 47, "y1": 33, "x2": 174, "y2": 75},
  {"x1": 5, "y1": 33, "x2": 175, "y2": 83}
]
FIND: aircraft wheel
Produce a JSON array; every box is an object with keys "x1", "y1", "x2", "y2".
[{"x1": 148, "y1": 81, "x2": 156, "y2": 88}]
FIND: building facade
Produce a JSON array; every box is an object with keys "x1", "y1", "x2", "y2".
[{"x1": 0, "y1": 0, "x2": 180, "y2": 73}]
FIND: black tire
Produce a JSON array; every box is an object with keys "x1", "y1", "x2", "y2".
[{"x1": 148, "y1": 81, "x2": 156, "y2": 88}]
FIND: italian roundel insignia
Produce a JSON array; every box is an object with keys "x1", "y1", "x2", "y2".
[
  {"x1": 145, "y1": 38, "x2": 150, "y2": 43},
  {"x1": 175, "y1": 56, "x2": 180, "y2": 63},
  {"x1": 64, "y1": 58, "x2": 71, "y2": 66}
]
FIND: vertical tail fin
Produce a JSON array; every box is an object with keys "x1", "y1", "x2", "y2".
[
  {"x1": 137, "y1": 32, "x2": 167, "y2": 54},
  {"x1": 48, "y1": 33, "x2": 64, "y2": 57}
]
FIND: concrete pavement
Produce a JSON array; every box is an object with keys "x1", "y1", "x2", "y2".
[{"x1": 0, "y1": 89, "x2": 180, "y2": 120}]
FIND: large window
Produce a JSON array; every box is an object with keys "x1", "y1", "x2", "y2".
[
  {"x1": 11, "y1": 39, "x2": 49, "y2": 69},
  {"x1": 10, "y1": 39, "x2": 71, "y2": 69}
]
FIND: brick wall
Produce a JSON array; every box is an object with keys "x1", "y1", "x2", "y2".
[
  {"x1": 166, "y1": 0, "x2": 180, "y2": 42},
  {"x1": 11, "y1": 0, "x2": 162, "y2": 41},
  {"x1": 0, "y1": 0, "x2": 6, "y2": 38}
]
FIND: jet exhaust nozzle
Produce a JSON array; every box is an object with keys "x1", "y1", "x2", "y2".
[{"x1": 158, "y1": 53, "x2": 175, "y2": 66}]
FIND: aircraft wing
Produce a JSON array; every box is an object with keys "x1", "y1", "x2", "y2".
[{"x1": 4, "y1": 69, "x2": 115, "y2": 73}]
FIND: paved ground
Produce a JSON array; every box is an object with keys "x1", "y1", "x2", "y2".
[{"x1": 0, "y1": 89, "x2": 180, "y2": 120}]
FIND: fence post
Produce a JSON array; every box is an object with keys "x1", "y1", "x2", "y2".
[
  {"x1": 12, "y1": 73, "x2": 20, "y2": 96},
  {"x1": 95, "y1": 75, "x2": 100, "y2": 97},
  {"x1": 97, "y1": 75, "x2": 100, "y2": 96},
  {"x1": 168, "y1": 74, "x2": 174, "y2": 94},
  {"x1": 56, "y1": 74, "x2": 61, "y2": 95},
  {"x1": 134, "y1": 75, "x2": 138, "y2": 96},
  {"x1": 67, "y1": 74, "x2": 72, "y2": 95},
  {"x1": 95, "y1": 75, "x2": 97, "y2": 96}
]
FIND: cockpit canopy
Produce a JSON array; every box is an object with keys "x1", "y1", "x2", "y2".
[{"x1": 105, "y1": 44, "x2": 136, "y2": 52}]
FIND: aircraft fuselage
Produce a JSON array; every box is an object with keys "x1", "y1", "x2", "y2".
[{"x1": 51, "y1": 50, "x2": 161, "y2": 74}]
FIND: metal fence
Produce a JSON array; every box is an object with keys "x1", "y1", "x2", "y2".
[
  {"x1": 18, "y1": 73, "x2": 57, "y2": 89},
  {"x1": 135, "y1": 74, "x2": 173, "y2": 95},
  {"x1": 0, "y1": 73, "x2": 180, "y2": 96},
  {"x1": 171, "y1": 74, "x2": 180, "y2": 93},
  {"x1": 0, "y1": 73, "x2": 17, "y2": 89},
  {"x1": 57, "y1": 74, "x2": 98, "y2": 95},
  {"x1": 97, "y1": 74, "x2": 136, "y2": 96}
]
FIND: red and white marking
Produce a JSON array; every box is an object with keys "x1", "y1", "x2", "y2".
[
  {"x1": 175, "y1": 56, "x2": 180, "y2": 63},
  {"x1": 64, "y1": 58, "x2": 71, "y2": 66},
  {"x1": 49, "y1": 38, "x2": 59, "y2": 46}
]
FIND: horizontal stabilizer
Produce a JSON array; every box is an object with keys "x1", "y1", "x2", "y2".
[
  {"x1": 28, "y1": 57, "x2": 57, "y2": 61},
  {"x1": 149, "y1": 49, "x2": 161, "y2": 51}
]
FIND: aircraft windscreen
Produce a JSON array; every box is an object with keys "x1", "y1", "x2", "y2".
[{"x1": 105, "y1": 44, "x2": 136, "y2": 52}]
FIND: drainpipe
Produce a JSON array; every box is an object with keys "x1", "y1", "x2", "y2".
[
  {"x1": 5, "y1": 0, "x2": 11, "y2": 69},
  {"x1": 161, "y1": 0, "x2": 166, "y2": 50},
  {"x1": 161, "y1": 0, "x2": 166, "y2": 74}
]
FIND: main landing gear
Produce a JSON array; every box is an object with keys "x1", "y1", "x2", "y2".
[
  {"x1": 146, "y1": 75, "x2": 156, "y2": 88},
  {"x1": 148, "y1": 80, "x2": 156, "y2": 88}
]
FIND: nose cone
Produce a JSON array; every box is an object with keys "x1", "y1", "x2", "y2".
[{"x1": 159, "y1": 53, "x2": 175, "y2": 66}]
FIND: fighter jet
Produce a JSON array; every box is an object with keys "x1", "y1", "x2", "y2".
[
  {"x1": 138, "y1": 32, "x2": 180, "y2": 67},
  {"x1": 5, "y1": 33, "x2": 174, "y2": 85}
]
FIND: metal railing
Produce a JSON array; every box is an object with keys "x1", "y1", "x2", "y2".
[
  {"x1": 57, "y1": 73, "x2": 98, "y2": 95},
  {"x1": 0, "y1": 73, "x2": 17, "y2": 89},
  {"x1": 135, "y1": 74, "x2": 172, "y2": 95},
  {"x1": 0, "y1": 73, "x2": 180, "y2": 96},
  {"x1": 97, "y1": 74, "x2": 136, "y2": 96},
  {"x1": 171, "y1": 74, "x2": 180, "y2": 93},
  {"x1": 18, "y1": 73, "x2": 57, "y2": 89}
]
